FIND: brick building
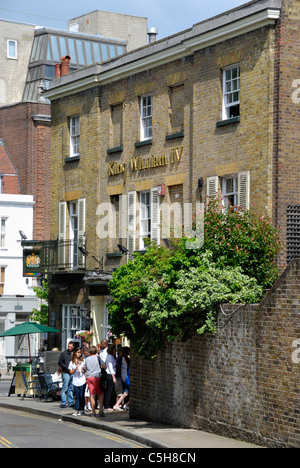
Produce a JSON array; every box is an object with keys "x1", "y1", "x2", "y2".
[
  {"x1": 44, "y1": 0, "x2": 299, "y2": 349},
  {"x1": 0, "y1": 140, "x2": 40, "y2": 363},
  {"x1": 0, "y1": 12, "x2": 149, "y2": 241},
  {"x1": 0, "y1": 102, "x2": 51, "y2": 240}
]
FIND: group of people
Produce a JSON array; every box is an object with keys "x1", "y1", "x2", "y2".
[{"x1": 58, "y1": 339, "x2": 130, "y2": 417}]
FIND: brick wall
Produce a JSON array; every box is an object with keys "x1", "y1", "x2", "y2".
[
  {"x1": 0, "y1": 102, "x2": 51, "y2": 240},
  {"x1": 273, "y1": 0, "x2": 300, "y2": 265},
  {"x1": 131, "y1": 259, "x2": 300, "y2": 448},
  {"x1": 50, "y1": 22, "x2": 283, "y2": 264}
]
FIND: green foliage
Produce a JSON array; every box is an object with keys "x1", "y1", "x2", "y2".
[
  {"x1": 107, "y1": 199, "x2": 281, "y2": 359},
  {"x1": 30, "y1": 279, "x2": 49, "y2": 325},
  {"x1": 201, "y1": 197, "x2": 282, "y2": 289}
]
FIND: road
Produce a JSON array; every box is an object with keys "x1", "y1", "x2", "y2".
[
  {"x1": 0, "y1": 407, "x2": 146, "y2": 448},
  {"x1": 0, "y1": 379, "x2": 10, "y2": 397}
]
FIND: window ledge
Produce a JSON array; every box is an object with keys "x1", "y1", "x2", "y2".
[
  {"x1": 107, "y1": 146, "x2": 123, "y2": 155},
  {"x1": 134, "y1": 139, "x2": 152, "y2": 148},
  {"x1": 165, "y1": 131, "x2": 184, "y2": 141},
  {"x1": 65, "y1": 156, "x2": 80, "y2": 163},
  {"x1": 134, "y1": 249, "x2": 147, "y2": 255},
  {"x1": 216, "y1": 116, "x2": 240, "y2": 127},
  {"x1": 106, "y1": 252, "x2": 123, "y2": 258}
]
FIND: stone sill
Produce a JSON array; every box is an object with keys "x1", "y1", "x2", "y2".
[
  {"x1": 216, "y1": 116, "x2": 240, "y2": 127},
  {"x1": 134, "y1": 139, "x2": 152, "y2": 148},
  {"x1": 107, "y1": 146, "x2": 123, "y2": 155},
  {"x1": 165, "y1": 131, "x2": 184, "y2": 140},
  {"x1": 64, "y1": 156, "x2": 80, "y2": 163},
  {"x1": 106, "y1": 252, "x2": 123, "y2": 258}
]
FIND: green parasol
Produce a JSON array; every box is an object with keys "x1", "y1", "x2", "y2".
[{"x1": 0, "y1": 322, "x2": 61, "y2": 362}]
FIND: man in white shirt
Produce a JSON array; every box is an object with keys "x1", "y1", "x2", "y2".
[
  {"x1": 99, "y1": 339, "x2": 108, "y2": 399},
  {"x1": 99, "y1": 339, "x2": 108, "y2": 362}
]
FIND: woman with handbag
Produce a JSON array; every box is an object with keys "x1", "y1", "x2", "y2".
[
  {"x1": 84, "y1": 346, "x2": 104, "y2": 417},
  {"x1": 68, "y1": 347, "x2": 86, "y2": 416},
  {"x1": 114, "y1": 347, "x2": 130, "y2": 411}
]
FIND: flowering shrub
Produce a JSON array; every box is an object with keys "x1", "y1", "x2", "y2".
[
  {"x1": 107, "y1": 199, "x2": 282, "y2": 359},
  {"x1": 75, "y1": 331, "x2": 95, "y2": 343},
  {"x1": 200, "y1": 197, "x2": 282, "y2": 289},
  {"x1": 107, "y1": 330, "x2": 116, "y2": 340}
]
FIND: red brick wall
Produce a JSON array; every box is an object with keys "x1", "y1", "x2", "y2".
[
  {"x1": 0, "y1": 140, "x2": 21, "y2": 194},
  {"x1": 131, "y1": 259, "x2": 300, "y2": 448},
  {"x1": 273, "y1": 0, "x2": 300, "y2": 265},
  {"x1": 0, "y1": 102, "x2": 51, "y2": 239}
]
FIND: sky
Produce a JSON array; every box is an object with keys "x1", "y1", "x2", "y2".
[{"x1": 0, "y1": 0, "x2": 247, "y2": 39}]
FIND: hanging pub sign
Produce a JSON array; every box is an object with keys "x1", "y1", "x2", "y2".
[{"x1": 23, "y1": 248, "x2": 42, "y2": 277}]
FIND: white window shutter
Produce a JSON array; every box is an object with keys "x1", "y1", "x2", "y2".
[
  {"x1": 151, "y1": 188, "x2": 160, "y2": 246},
  {"x1": 127, "y1": 191, "x2": 136, "y2": 261},
  {"x1": 58, "y1": 202, "x2": 66, "y2": 265},
  {"x1": 78, "y1": 198, "x2": 86, "y2": 267},
  {"x1": 78, "y1": 198, "x2": 86, "y2": 242},
  {"x1": 238, "y1": 171, "x2": 250, "y2": 210},
  {"x1": 206, "y1": 176, "x2": 219, "y2": 198}
]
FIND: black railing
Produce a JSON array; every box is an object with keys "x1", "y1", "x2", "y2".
[{"x1": 42, "y1": 239, "x2": 86, "y2": 273}]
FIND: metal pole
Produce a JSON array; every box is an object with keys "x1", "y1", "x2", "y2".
[{"x1": 27, "y1": 334, "x2": 32, "y2": 363}]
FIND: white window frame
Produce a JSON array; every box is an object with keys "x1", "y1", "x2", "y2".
[
  {"x1": 0, "y1": 218, "x2": 7, "y2": 248},
  {"x1": 7, "y1": 40, "x2": 17, "y2": 59},
  {"x1": 62, "y1": 305, "x2": 82, "y2": 348},
  {"x1": 222, "y1": 65, "x2": 240, "y2": 120},
  {"x1": 222, "y1": 175, "x2": 238, "y2": 210},
  {"x1": 221, "y1": 171, "x2": 250, "y2": 211},
  {"x1": 139, "y1": 191, "x2": 151, "y2": 249},
  {"x1": 69, "y1": 201, "x2": 78, "y2": 268},
  {"x1": 70, "y1": 115, "x2": 80, "y2": 157},
  {"x1": 127, "y1": 191, "x2": 137, "y2": 261},
  {"x1": 140, "y1": 95, "x2": 152, "y2": 141}
]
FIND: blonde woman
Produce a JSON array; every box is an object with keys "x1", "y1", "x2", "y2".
[{"x1": 68, "y1": 348, "x2": 86, "y2": 416}]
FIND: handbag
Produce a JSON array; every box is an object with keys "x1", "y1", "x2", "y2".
[
  {"x1": 124, "y1": 368, "x2": 130, "y2": 388},
  {"x1": 97, "y1": 355, "x2": 107, "y2": 389}
]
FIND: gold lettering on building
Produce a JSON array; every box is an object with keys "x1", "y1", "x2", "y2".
[
  {"x1": 109, "y1": 147, "x2": 183, "y2": 183},
  {"x1": 109, "y1": 162, "x2": 128, "y2": 183}
]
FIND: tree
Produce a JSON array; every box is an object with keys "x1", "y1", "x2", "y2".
[
  {"x1": 30, "y1": 279, "x2": 49, "y2": 325},
  {"x1": 107, "y1": 199, "x2": 281, "y2": 359}
]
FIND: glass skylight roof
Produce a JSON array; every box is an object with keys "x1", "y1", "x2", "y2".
[{"x1": 23, "y1": 28, "x2": 126, "y2": 102}]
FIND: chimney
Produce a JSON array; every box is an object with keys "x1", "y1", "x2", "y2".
[
  {"x1": 147, "y1": 27, "x2": 158, "y2": 44},
  {"x1": 60, "y1": 55, "x2": 71, "y2": 76},
  {"x1": 55, "y1": 63, "x2": 61, "y2": 78},
  {"x1": 56, "y1": 56, "x2": 71, "y2": 78}
]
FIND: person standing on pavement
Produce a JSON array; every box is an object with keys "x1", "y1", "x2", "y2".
[
  {"x1": 84, "y1": 345, "x2": 104, "y2": 417},
  {"x1": 58, "y1": 341, "x2": 75, "y2": 408},
  {"x1": 99, "y1": 339, "x2": 108, "y2": 363},
  {"x1": 68, "y1": 347, "x2": 86, "y2": 416},
  {"x1": 104, "y1": 344, "x2": 117, "y2": 411},
  {"x1": 115, "y1": 346, "x2": 124, "y2": 403},
  {"x1": 114, "y1": 347, "x2": 130, "y2": 410},
  {"x1": 99, "y1": 339, "x2": 108, "y2": 396}
]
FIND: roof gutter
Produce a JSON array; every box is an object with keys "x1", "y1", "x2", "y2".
[{"x1": 45, "y1": 4, "x2": 281, "y2": 101}]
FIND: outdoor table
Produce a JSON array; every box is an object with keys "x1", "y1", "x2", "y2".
[{"x1": 13, "y1": 363, "x2": 36, "y2": 396}]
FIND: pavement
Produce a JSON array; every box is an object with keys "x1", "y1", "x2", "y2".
[{"x1": 0, "y1": 371, "x2": 263, "y2": 449}]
